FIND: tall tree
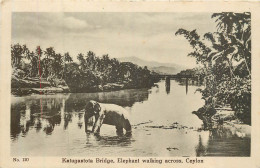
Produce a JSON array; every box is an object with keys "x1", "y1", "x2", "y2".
[
  {"x1": 64, "y1": 52, "x2": 73, "y2": 63},
  {"x1": 52, "y1": 53, "x2": 63, "y2": 78},
  {"x1": 25, "y1": 51, "x2": 39, "y2": 77},
  {"x1": 212, "y1": 12, "x2": 251, "y2": 76},
  {"x1": 11, "y1": 44, "x2": 28, "y2": 68},
  {"x1": 43, "y1": 47, "x2": 56, "y2": 77},
  {"x1": 77, "y1": 53, "x2": 86, "y2": 70},
  {"x1": 36, "y1": 46, "x2": 43, "y2": 77}
]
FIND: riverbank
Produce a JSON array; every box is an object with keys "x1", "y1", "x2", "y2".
[
  {"x1": 11, "y1": 75, "x2": 157, "y2": 96},
  {"x1": 11, "y1": 83, "x2": 129, "y2": 96},
  {"x1": 193, "y1": 107, "x2": 251, "y2": 138}
]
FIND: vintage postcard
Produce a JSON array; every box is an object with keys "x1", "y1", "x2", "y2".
[{"x1": 0, "y1": 1, "x2": 260, "y2": 168}]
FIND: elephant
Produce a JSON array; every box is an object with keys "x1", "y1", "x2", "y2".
[{"x1": 84, "y1": 100, "x2": 132, "y2": 136}]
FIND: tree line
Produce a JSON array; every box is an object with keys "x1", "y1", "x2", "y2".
[
  {"x1": 11, "y1": 44, "x2": 158, "y2": 92},
  {"x1": 176, "y1": 12, "x2": 251, "y2": 125},
  {"x1": 11, "y1": 44, "x2": 73, "y2": 79}
]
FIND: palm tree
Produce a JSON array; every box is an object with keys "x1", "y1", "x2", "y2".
[
  {"x1": 61, "y1": 52, "x2": 73, "y2": 79},
  {"x1": 204, "y1": 32, "x2": 236, "y2": 78},
  {"x1": 36, "y1": 46, "x2": 43, "y2": 77},
  {"x1": 25, "y1": 51, "x2": 38, "y2": 77},
  {"x1": 212, "y1": 12, "x2": 250, "y2": 35},
  {"x1": 86, "y1": 51, "x2": 96, "y2": 70},
  {"x1": 52, "y1": 53, "x2": 63, "y2": 78},
  {"x1": 64, "y1": 52, "x2": 73, "y2": 63},
  {"x1": 212, "y1": 12, "x2": 251, "y2": 76},
  {"x1": 11, "y1": 43, "x2": 28, "y2": 68},
  {"x1": 77, "y1": 53, "x2": 86, "y2": 70},
  {"x1": 43, "y1": 47, "x2": 56, "y2": 77}
]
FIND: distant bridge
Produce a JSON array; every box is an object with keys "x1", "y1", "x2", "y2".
[{"x1": 152, "y1": 74, "x2": 198, "y2": 79}]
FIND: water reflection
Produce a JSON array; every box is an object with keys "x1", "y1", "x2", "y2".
[
  {"x1": 11, "y1": 88, "x2": 149, "y2": 140},
  {"x1": 206, "y1": 126, "x2": 250, "y2": 156},
  {"x1": 65, "y1": 88, "x2": 149, "y2": 112},
  {"x1": 77, "y1": 113, "x2": 84, "y2": 129},
  {"x1": 86, "y1": 133, "x2": 133, "y2": 147},
  {"x1": 163, "y1": 77, "x2": 202, "y2": 95},
  {"x1": 11, "y1": 103, "x2": 24, "y2": 140},
  {"x1": 194, "y1": 125, "x2": 251, "y2": 157},
  {"x1": 186, "y1": 78, "x2": 188, "y2": 94},
  {"x1": 165, "y1": 77, "x2": 171, "y2": 94},
  {"x1": 195, "y1": 135, "x2": 206, "y2": 156},
  {"x1": 10, "y1": 80, "x2": 250, "y2": 157},
  {"x1": 165, "y1": 77, "x2": 199, "y2": 95}
]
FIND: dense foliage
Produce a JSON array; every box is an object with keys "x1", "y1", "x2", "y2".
[
  {"x1": 176, "y1": 12, "x2": 251, "y2": 125},
  {"x1": 11, "y1": 45, "x2": 73, "y2": 80},
  {"x1": 11, "y1": 44, "x2": 157, "y2": 92},
  {"x1": 64, "y1": 51, "x2": 156, "y2": 92}
]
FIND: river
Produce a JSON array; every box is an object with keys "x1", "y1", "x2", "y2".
[{"x1": 11, "y1": 80, "x2": 250, "y2": 156}]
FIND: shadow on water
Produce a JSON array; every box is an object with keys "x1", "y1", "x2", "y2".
[
  {"x1": 85, "y1": 133, "x2": 133, "y2": 147},
  {"x1": 195, "y1": 135, "x2": 206, "y2": 156},
  {"x1": 165, "y1": 77, "x2": 171, "y2": 94},
  {"x1": 195, "y1": 125, "x2": 251, "y2": 157},
  {"x1": 11, "y1": 88, "x2": 149, "y2": 140}
]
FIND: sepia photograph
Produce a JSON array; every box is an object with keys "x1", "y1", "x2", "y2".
[{"x1": 9, "y1": 11, "x2": 252, "y2": 158}]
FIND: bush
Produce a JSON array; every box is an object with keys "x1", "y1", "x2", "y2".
[{"x1": 216, "y1": 77, "x2": 251, "y2": 125}]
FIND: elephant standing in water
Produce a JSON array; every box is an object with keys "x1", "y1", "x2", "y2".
[{"x1": 84, "y1": 100, "x2": 132, "y2": 136}]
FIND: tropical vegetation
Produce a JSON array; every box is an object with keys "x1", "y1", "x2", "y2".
[
  {"x1": 176, "y1": 12, "x2": 251, "y2": 125},
  {"x1": 11, "y1": 44, "x2": 158, "y2": 93}
]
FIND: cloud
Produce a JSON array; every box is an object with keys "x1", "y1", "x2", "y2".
[
  {"x1": 12, "y1": 13, "x2": 100, "y2": 39},
  {"x1": 12, "y1": 12, "x2": 216, "y2": 68},
  {"x1": 62, "y1": 16, "x2": 97, "y2": 30}
]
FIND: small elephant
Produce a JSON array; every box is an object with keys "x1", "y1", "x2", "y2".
[{"x1": 84, "y1": 100, "x2": 132, "y2": 136}]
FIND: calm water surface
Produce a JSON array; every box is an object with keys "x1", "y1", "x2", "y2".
[{"x1": 11, "y1": 80, "x2": 250, "y2": 156}]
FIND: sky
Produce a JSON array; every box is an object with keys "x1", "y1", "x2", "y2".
[{"x1": 12, "y1": 12, "x2": 217, "y2": 68}]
